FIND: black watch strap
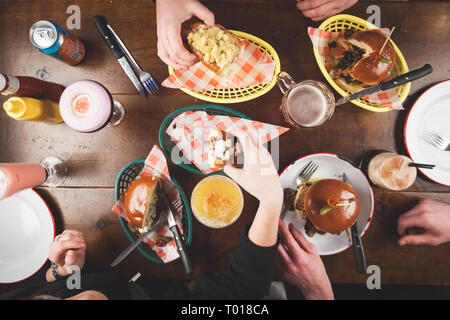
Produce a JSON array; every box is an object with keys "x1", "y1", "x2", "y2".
[{"x1": 51, "y1": 262, "x2": 63, "y2": 280}]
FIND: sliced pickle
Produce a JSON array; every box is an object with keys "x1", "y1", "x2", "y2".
[
  {"x1": 305, "y1": 177, "x2": 323, "y2": 185},
  {"x1": 320, "y1": 204, "x2": 334, "y2": 215}
]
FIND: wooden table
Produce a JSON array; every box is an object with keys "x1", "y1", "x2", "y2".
[{"x1": 1, "y1": 0, "x2": 449, "y2": 294}]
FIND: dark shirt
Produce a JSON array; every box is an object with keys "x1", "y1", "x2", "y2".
[{"x1": 0, "y1": 225, "x2": 278, "y2": 300}]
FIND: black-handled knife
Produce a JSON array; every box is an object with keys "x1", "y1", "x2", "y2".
[
  {"x1": 93, "y1": 15, "x2": 123, "y2": 59},
  {"x1": 161, "y1": 192, "x2": 192, "y2": 275},
  {"x1": 380, "y1": 64, "x2": 433, "y2": 90},
  {"x1": 93, "y1": 15, "x2": 147, "y2": 97},
  {"x1": 343, "y1": 173, "x2": 367, "y2": 274},
  {"x1": 336, "y1": 64, "x2": 433, "y2": 106},
  {"x1": 351, "y1": 223, "x2": 367, "y2": 274}
]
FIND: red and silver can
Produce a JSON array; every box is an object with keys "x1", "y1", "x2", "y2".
[{"x1": 29, "y1": 20, "x2": 85, "y2": 66}]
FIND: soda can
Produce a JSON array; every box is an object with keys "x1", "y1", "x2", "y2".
[{"x1": 29, "y1": 20, "x2": 85, "y2": 66}]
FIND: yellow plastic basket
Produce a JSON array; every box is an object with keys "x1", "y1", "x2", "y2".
[
  {"x1": 314, "y1": 14, "x2": 410, "y2": 112},
  {"x1": 168, "y1": 30, "x2": 281, "y2": 104}
]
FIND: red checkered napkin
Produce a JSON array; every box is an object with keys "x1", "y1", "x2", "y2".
[
  {"x1": 162, "y1": 39, "x2": 276, "y2": 91},
  {"x1": 165, "y1": 111, "x2": 289, "y2": 174},
  {"x1": 112, "y1": 145, "x2": 184, "y2": 263},
  {"x1": 308, "y1": 27, "x2": 403, "y2": 110}
]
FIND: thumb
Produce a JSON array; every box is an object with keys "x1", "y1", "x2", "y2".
[
  {"x1": 398, "y1": 234, "x2": 435, "y2": 246},
  {"x1": 224, "y1": 165, "x2": 243, "y2": 182},
  {"x1": 190, "y1": 2, "x2": 215, "y2": 25},
  {"x1": 65, "y1": 250, "x2": 77, "y2": 266}
]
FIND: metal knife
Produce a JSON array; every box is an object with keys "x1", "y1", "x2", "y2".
[
  {"x1": 336, "y1": 64, "x2": 433, "y2": 106},
  {"x1": 343, "y1": 173, "x2": 367, "y2": 274},
  {"x1": 93, "y1": 15, "x2": 147, "y2": 98},
  {"x1": 111, "y1": 230, "x2": 150, "y2": 268},
  {"x1": 110, "y1": 217, "x2": 162, "y2": 268},
  {"x1": 161, "y1": 191, "x2": 193, "y2": 275}
]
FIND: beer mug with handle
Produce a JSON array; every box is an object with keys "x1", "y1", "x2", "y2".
[{"x1": 277, "y1": 72, "x2": 335, "y2": 129}]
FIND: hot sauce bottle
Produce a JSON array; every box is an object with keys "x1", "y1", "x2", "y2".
[{"x1": 0, "y1": 73, "x2": 65, "y2": 103}]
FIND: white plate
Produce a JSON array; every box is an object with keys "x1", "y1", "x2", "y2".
[
  {"x1": 280, "y1": 153, "x2": 374, "y2": 256},
  {"x1": 404, "y1": 80, "x2": 450, "y2": 187},
  {"x1": 0, "y1": 189, "x2": 55, "y2": 283}
]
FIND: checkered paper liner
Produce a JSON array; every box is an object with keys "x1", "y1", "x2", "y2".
[
  {"x1": 308, "y1": 27, "x2": 403, "y2": 110},
  {"x1": 165, "y1": 111, "x2": 289, "y2": 174},
  {"x1": 112, "y1": 145, "x2": 183, "y2": 263},
  {"x1": 162, "y1": 39, "x2": 276, "y2": 91}
]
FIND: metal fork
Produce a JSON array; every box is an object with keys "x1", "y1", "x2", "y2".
[
  {"x1": 428, "y1": 131, "x2": 450, "y2": 151},
  {"x1": 168, "y1": 195, "x2": 189, "y2": 243},
  {"x1": 107, "y1": 25, "x2": 159, "y2": 95},
  {"x1": 296, "y1": 161, "x2": 319, "y2": 187},
  {"x1": 173, "y1": 196, "x2": 182, "y2": 211}
]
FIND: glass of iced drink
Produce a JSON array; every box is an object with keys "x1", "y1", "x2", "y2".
[
  {"x1": 367, "y1": 152, "x2": 417, "y2": 191},
  {"x1": 277, "y1": 72, "x2": 335, "y2": 129},
  {"x1": 0, "y1": 157, "x2": 68, "y2": 200}
]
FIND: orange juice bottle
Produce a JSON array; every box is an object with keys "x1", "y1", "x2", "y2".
[{"x1": 3, "y1": 97, "x2": 63, "y2": 124}]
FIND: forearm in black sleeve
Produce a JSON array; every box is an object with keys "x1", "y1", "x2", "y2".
[{"x1": 189, "y1": 225, "x2": 279, "y2": 300}]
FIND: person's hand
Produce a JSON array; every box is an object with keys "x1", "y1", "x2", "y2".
[
  {"x1": 277, "y1": 221, "x2": 334, "y2": 300},
  {"x1": 48, "y1": 230, "x2": 86, "y2": 276},
  {"x1": 224, "y1": 130, "x2": 283, "y2": 206},
  {"x1": 156, "y1": 0, "x2": 215, "y2": 70},
  {"x1": 225, "y1": 130, "x2": 283, "y2": 247},
  {"x1": 397, "y1": 199, "x2": 450, "y2": 246},
  {"x1": 296, "y1": 0, "x2": 358, "y2": 21}
]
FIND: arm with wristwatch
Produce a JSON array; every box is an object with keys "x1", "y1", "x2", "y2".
[{"x1": 46, "y1": 230, "x2": 86, "y2": 282}]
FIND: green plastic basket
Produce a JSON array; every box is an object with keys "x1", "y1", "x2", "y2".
[
  {"x1": 159, "y1": 104, "x2": 251, "y2": 176},
  {"x1": 114, "y1": 159, "x2": 193, "y2": 264}
]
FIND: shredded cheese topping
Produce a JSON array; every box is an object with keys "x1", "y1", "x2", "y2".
[{"x1": 188, "y1": 26, "x2": 241, "y2": 71}]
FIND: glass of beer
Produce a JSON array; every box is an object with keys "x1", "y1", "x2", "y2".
[
  {"x1": 365, "y1": 151, "x2": 417, "y2": 191},
  {"x1": 277, "y1": 72, "x2": 335, "y2": 129}
]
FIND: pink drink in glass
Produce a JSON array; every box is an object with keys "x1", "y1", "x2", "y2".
[
  {"x1": 59, "y1": 80, "x2": 125, "y2": 132},
  {"x1": 367, "y1": 152, "x2": 417, "y2": 191},
  {"x1": 0, "y1": 163, "x2": 46, "y2": 200}
]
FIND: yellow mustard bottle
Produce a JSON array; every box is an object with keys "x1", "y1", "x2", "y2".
[{"x1": 3, "y1": 97, "x2": 63, "y2": 124}]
